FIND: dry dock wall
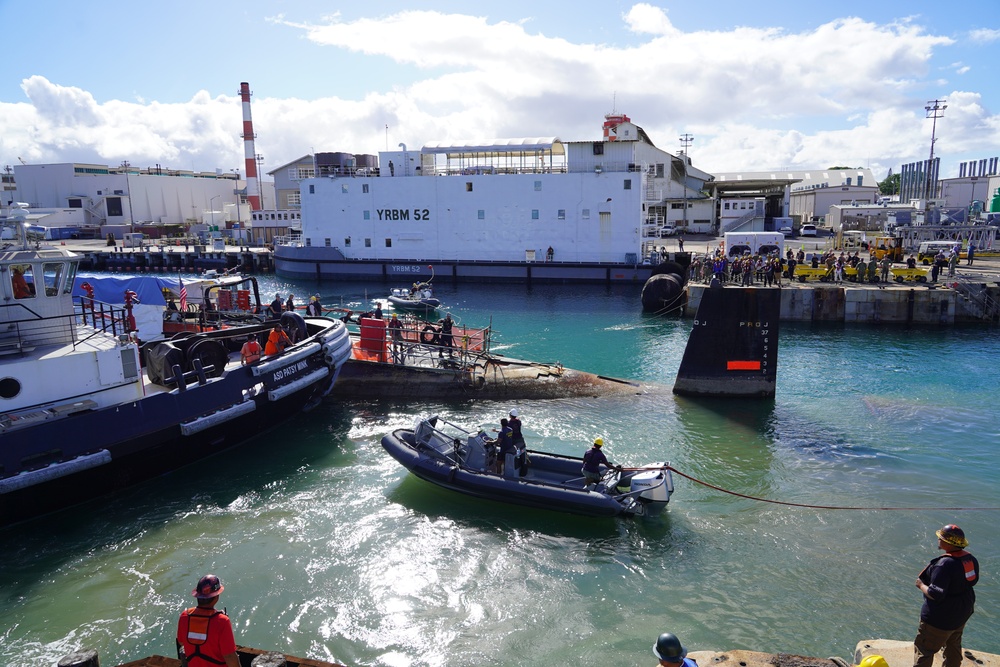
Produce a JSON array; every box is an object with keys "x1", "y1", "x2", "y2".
[{"x1": 685, "y1": 284, "x2": 999, "y2": 324}]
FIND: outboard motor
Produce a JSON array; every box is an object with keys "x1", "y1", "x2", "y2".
[{"x1": 628, "y1": 463, "x2": 673, "y2": 514}]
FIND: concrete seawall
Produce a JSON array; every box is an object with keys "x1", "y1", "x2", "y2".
[{"x1": 685, "y1": 282, "x2": 1000, "y2": 324}]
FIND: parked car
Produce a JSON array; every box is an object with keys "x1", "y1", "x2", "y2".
[
  {"x1": 779, "y1": 226, "x2": 794, "y2": 237},
  {"x1": 659, "y1": 224, "x2": 677, "y2": 237},
  {"x1": 800, "y1": 224, "x2": 818, "y2": 237}
]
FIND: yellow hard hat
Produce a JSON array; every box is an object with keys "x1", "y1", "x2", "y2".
[
  {"x1": 593, "y1": 437, "x2": 604, "y2": 447},
  {"x1": 859, "y1": 656, "x2": 889, "y2": 667}
]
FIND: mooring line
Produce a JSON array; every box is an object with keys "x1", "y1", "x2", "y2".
[{"x1": 636, "y1": 466, "x2": 1000, "y2": 511}]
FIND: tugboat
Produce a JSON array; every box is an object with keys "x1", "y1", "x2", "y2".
[{"x1": 0, "y1": 204, "x2": 353, "y2": 527}]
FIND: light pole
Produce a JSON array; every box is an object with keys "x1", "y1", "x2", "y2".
[
  {"x1": 210, "y1": 195, "x2": 221, "y2": 230},
  {"x1": 679, "y1": 134, "x2": 693, "y2": 231},
  {"x1": 924, "y1": 99, "x2": 946, "y2": 200}
]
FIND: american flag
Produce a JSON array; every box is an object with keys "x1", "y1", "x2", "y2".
[{"x1": 178, "y1": 278, "x2": 187, "y2": 311}]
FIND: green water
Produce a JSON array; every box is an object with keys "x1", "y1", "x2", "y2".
[{"x1": 2, "y1": 279, "x2": 998, "y2": 667}]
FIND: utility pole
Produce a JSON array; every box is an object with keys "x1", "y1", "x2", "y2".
[
  {"x1": 924, "y1": 99, "x2": 946, "y2": 200},
  {"x1": 679, "y1": 134, "x2": 693, "y2": 230}
]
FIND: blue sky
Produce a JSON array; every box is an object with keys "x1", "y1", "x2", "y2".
[{"x1": 2, "y1": 1, "x2": 999, "y2": 180}]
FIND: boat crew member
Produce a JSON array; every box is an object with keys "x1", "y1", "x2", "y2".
[
  {"x1": 438, "y1": 313, "x2": 454, "y2": 357},
  {"x1": 11, "y1": 266, "x2": 32, "y2": 299},
  {"x1": 264, "y1": 323, "x2": 292, "y2": 357},
  {"x1": 176, "y1": 574, "x2": 240, "y2": 667},
  {"x1": 240, "y1": 333, "x2": 262, "y2": 365},
  {"x1": 508, "y1": 408, "x2": 527, "y2": 477},
  {"x1": 285, "y1": 294, "x2": 295, "y2": 312},
  {"x1": 493, "y1": 418, "x2": 514, "y2": 476},
  {"x1": 653, "y1": 632, "x2": 697, "y2": 667},
  {"x1": 268, "y1": 293, "x2": 283, "y2": 319},
  {"x1": 306, "y1": 294, "x2": 323, "y2": 317},
  {"x1": 373, "y1": 302, "x2": 383, "y2": 319},
  {"x1": 914, "y1": 524, "x2": 979, "y2": 667},
  {"x1": 581, "y1": 438, "x2": 617, "y2": 486},
  {"x1": 388, "y1": 313, "x2": 403, "y2": 363}
]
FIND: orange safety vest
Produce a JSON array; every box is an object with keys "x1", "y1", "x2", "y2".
[
  {"x1": 947, "y1": 550, "x2": 979, "y2": 583},
  {"x1": 178, "y1": 608, "x2": 226, "y2": 666},
  {"x1": 241, "y1": 340, "x2": 262, "y2": 364}
]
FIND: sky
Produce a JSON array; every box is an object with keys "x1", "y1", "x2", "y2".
[{"x1": 2, "y1": 1, "x2": 999, "y2": 183}]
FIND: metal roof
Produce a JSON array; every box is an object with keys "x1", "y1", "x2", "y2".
[{"x1": 421, "y1": 138, "x2": 565, "y2": 157}]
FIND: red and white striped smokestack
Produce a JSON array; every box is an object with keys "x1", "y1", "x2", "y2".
[{"x1": 239, "y1": 82, "x2": 262, "y2": 211}]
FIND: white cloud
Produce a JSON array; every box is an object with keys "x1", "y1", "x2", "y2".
[
  {"x1": 1, "y1": 7, "x2": 996, "y2": 182},
  {"x1": 969, "y1": 28, "x2": 1000, "y2": 43}
]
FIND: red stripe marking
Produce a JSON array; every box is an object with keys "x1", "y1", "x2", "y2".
[{"x1": 727, "y1": 360, "x2": 761, "y2": 371}]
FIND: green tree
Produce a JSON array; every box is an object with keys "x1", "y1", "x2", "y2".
[{"x1": 878, "y1": 172, "x2": 900, "y2": 196}]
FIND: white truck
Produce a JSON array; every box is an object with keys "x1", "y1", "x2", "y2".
[{"x1": 724, "y1": 232, "x2": 784, "y2": 258}]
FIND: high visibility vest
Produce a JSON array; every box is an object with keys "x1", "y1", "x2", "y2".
[{"x1": 179, "y1": 608, "x2": 226, "y2": 666}]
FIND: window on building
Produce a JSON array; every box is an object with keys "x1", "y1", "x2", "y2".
[
  {"x1": 531, "y1": 210, "x2": 539, "y2": 220},
  {"x1": 478, "y1": 210, "x2": 485, "y2": 220},
  {"x1": 305, "y1": 238, "x2": 312, "y2": 247},
  {"x1": 342, "y1": 184, "x2": 349, "y2": 194},
  {"x1": 724, "y1": 202, "x2": 730, "y2": 210},
  {"x1": 365, "y1": 238, "x2": 371, "y2": 248},
  {"x1": 385, "y1": 238, "x2": 392, "y2": 247},
  {"x1": 344, "y1": 237, "x2": 351, "y2": 247},
  {"x1": 309, "y1": 184, "x2": 315, "y2": 194},
  {"x1": 534, "y1": 181, "x2": 542, "y2": 191},
  {"x1": 288, "y1": 193, "x2": 301, "y2": 207},
  {"x1": 557, "y1": 209, "x2": 566, "y2": 219},
  {"x1": 623, "y1": 179, "x2": 632, "y2": 190},
  {"x1": 593, "y1": 142, "x2": 604, "y2": 155},
  {"x1": 362, "y1": 184, "x2": 369, "y2": 193},
  {"x1": 68, "y1": 198, "x2": 82, "y2": 208},
  {"x1": 582, "y1": 209, "x2": 590, "y2": 219},
  {"x1": 656, "y1": 164, "x2": 665, "y2": 178},
  {"x1": 466, "y1": 182, "x2": 473, "y2": 192},
  {"x1": 364, "y1": 210, "x2": 370, "y2": 220}
]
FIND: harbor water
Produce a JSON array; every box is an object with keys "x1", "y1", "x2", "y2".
[{"x1": 3, "y1": 277, "x2": 999, "y2": 667}]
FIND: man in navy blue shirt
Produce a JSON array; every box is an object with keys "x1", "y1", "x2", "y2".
[
  {"x1": 581, "y1": 438, "x2": 616, "y2": 485},
  {"x1": 653, "y1": 632, "x2": 698, "y2": 667},
  {"x1": 914, "y1": 524, "x2": 979, "y2": 667}
]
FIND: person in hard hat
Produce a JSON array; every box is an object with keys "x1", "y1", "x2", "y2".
[
  {"x1": 857, "y1": 655, "x2": 888, "y2": 667},
  {"x1": 176, "y1": 574, "x2": 240, "y2": 667},
  {"x1": 306, "y1": 294, "x2": 323, "y2": 317},
  {"x1": 913, "y1": 524, "x2": 980, "y2": 667},
  {"x1": 581, "y1": 437, "x2": 617, "y2": 486},
  {"x1": 490, "y1": 417, "x2": 514, "y2": 476},
  {"x1": 653, "y1": 632, "x2": 697, "y2": 667}
]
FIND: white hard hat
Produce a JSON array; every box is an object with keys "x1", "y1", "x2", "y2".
[{"x1": 509, "y1": 408, "x2": 518, "y2": 417}]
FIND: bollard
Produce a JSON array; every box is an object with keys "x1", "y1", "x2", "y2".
[
  {"x1": 251, "y1": 651, "x2": 288, "y2": 667},
  {"x1": 58, "y1": 648, "x2": 100, "y2": 667}
]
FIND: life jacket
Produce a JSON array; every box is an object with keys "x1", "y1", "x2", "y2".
[
  {"x1": 179, "y1": 608, "x2": 226, "y2": 666},
  {"x1": 242, "y1": 340, "x2": 262, "y2": 363}
]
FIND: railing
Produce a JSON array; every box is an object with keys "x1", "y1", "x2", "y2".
[
  {"x1": 952, "y1": 275, "x2": 1000, "y2": 321},
  {"x1": 0, "y1": 299, "x2": 132, "y2": 355}
]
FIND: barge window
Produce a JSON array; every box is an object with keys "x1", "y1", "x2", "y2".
[
  {"x1": 344, "y1": 238, "x2": 351, "y2": 247},
  {"x1": 478, "y1": 210, "x2": 485, "y2": 220},
  {"x1": 624, "y1": 179, "x2": 632, "y2": 190},
  {"x1": 363, "y1": 184, "x2": 369, "y2": 193},
  {"x1": 534, "y1": 181, "x2": 542, "y2": 191},
  {"x1": 364, "y1": 211, "x2": 371, "y2": 220},
  {"x1": 557, "y1": 209, "x2": 566, "y2": 220},
  {"x1": 466, "y1": 182, "x2": 473, "y2": 192},
  {"x1": 582, "y1": 209, "x2": 590, "y2": 219},
  {"x1": 342, "y1": 184, "x2": 349, "y2": 194},
  {"x1": 365, "y1": 238, "x2": 371, "y2": 248},
  {"x1": 531, "y1": 210, "x2": 539, "y2": 220},
  {"x1": 385, "y1": 239, "x2": 392, "y2": 247},
  {"x1": 309, "y1": 185, "x2": 315, "y2": 194},
  {"x1": 11, "y1": 264, "x2": 35, "y2": 299}
]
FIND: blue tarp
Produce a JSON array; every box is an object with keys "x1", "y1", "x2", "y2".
[{"x1": 72, "y1": 276, "x2": 172, "y2": 306}]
